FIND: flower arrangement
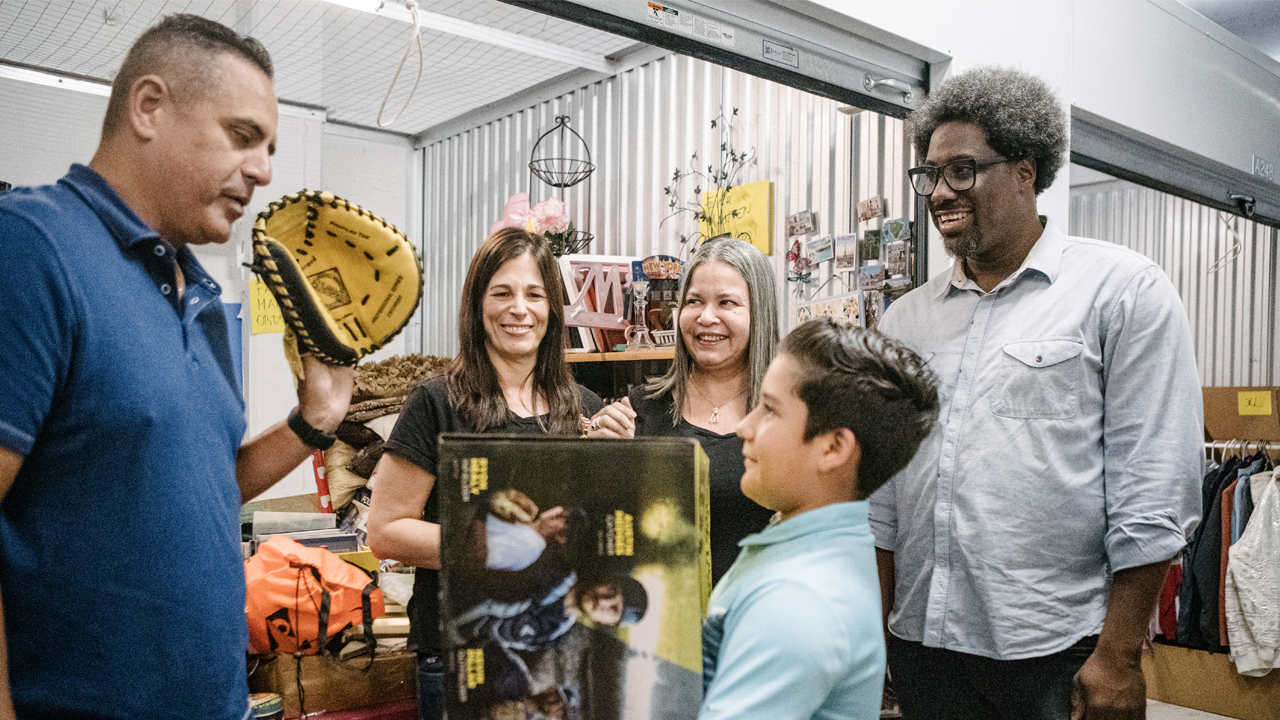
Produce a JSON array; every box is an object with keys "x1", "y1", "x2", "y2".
[{"x1": 490, "y1": 194, "x2": 589, "y2": 256}]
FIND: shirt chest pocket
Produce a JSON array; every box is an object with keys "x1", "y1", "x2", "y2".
[{"x1": 990, "y1": 340, "x2": 1084, "y2": 419}]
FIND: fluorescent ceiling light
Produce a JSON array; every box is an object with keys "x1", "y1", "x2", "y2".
[
  {"x1": 0, "y1": 64, "x2": 111, "y2": 96},
  {"x1": 318, "y1": 0, "x2": 619, "y2": 75},
  {"x1": 0, "y1": 63, "x2": 327, "y2": 120}
]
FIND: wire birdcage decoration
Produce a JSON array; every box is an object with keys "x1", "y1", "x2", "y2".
[{"x1": 529, "y1": 116, "x2": 594, "y2": 254}]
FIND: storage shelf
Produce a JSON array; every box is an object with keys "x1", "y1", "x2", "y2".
[{"x1": 566, "y1": 348, "x2": 675, "y2": 363}]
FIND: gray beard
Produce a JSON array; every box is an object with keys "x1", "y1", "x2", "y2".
[{"x1": 943, "y1": 227, "x2": 986, "y2": 259}]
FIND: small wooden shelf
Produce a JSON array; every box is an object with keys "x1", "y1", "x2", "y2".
[{"x1": 565, "y1": 348, "x2": 675, "y2": 363}]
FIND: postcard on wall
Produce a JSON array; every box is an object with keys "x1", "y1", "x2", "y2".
[
  {"x1": 437, "y1": 435, "x2": 710, "y2": 720},
  {"x1": 883, "y1": 240, "x2": 910, "y2": 278},
  {"x1": 786, "y1": 210, "x2": 817, "y2": 238},
  {"x1": 859, "y1": 262, "x2": 885, "y2": 292},
  {"x1": 884, "y1": 217, "x2": 911, "y2": 242},
  {"x1": 857, "y1": 195, "x2": 885, "y2": 222},
  {"x1": 859, "y1": 230, "x2": 881, "y2": 264},
  {"x1": 807, "y1": 235, "x2": 834, "y2": 264},
  {"x1": 835, "y1": 234, "x2": 858, "y2": 269},
  {"x1": 796, "y1": 291, "x2": 860, "y2": 327},
  {"x1": 863, "y1": 290, "x2": 884, "y2": 331}
]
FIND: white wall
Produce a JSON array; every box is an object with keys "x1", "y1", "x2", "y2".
[
  {"x1": 0, "y1": 77, "x2": 108, "y2": 187},
  {"x1": 1, "y1": 79, "x2": 416, "y2": 501},
  {"x1": 801, "y1": 0, "x2": 1280, "y2": 277}
]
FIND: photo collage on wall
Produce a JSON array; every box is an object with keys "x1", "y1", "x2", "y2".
[{"x1": 793, "y1": 197, "x2": 915, "y2": 332}]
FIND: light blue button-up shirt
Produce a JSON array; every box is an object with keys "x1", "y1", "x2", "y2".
[
  {"x1": 700, "y1": 502, "x2": 884, "y2": 720},
  {"x1": 870, "y1": 219, "x2": 1203, "y2": 660}
]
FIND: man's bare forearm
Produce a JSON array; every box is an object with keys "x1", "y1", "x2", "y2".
[
  {"x1": 876, "y1": 547, "x2": 895, "y2": 630},
  {"x1": 1096, "y1": 559, "x2": 1170, "y2": 663}
]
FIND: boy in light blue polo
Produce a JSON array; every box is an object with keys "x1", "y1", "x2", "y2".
[{"x1": 699, "y1": 318, "x2": 938, "y2": 720}]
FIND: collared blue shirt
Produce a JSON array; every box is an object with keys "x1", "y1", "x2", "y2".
[
  {"x1": 0, "y1": 165, "x2": 250, "y2": 719},
  {"x1": 700, "y1": 502, "x2": 884, "y2": 720},
  {"x1": 870, "y1": 219, "x2": 1203, "y2": 660}
]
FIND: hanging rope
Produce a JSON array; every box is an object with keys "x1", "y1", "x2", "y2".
[
  {"x1": 1205, "y1": 211, "x2": 1246, "y2": 276},
  {"x1": 376, "y1": 0, "x2": 424, "y2": 128}
]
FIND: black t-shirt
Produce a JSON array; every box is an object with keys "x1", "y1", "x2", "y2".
[
  {"x1": 382, "y1": 375, "x2": 604, "y2": 653},
  {"x1": 629, "y1": 387, "x2": 775, "y2": 584}
]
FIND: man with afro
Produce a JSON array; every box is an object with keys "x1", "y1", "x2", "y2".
[{"x1": 871, "y1": 66, "x2": 1203, "y2": 719}]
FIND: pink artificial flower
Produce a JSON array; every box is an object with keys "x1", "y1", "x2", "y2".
[
  {"x1": 530, "y1": 197, "x2": 570, "y2": 235},
  {"x1": 489, "y1": 193, "x2": 532, "y2": 236}
]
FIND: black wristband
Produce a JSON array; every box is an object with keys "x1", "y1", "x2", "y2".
[{"x1": 287, "y1": 406, "x2": 338, "y2": 451}]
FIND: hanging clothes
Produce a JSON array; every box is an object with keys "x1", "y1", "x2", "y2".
[
  {"x1": 1158, "y1": 561, "x2": 1183, "y2": 641},
  {"x1": 1231, "y1": 458, "x2": 1265, "y2": 544},
  {"x1": 1218, "y1": 479, "x2": 1237, "y2": 643},
  {"x1": 1179, "y1": 455, "x2": 1241, "y2": 650},
  {"x1": 1224, "y1": 474, "x2": 1280, "y2": 676}
]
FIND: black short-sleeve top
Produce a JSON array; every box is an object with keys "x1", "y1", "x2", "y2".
[
  {"x1": 628, "y1": 386, "x2": 775, "y2": 584},
  {"x1": 382, "y1": 375, "x2": 603, "y2": 653}
]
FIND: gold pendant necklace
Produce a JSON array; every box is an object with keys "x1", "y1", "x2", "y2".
[{"x1": 690, "y1": 374, "x2": 748, "y2": 424}]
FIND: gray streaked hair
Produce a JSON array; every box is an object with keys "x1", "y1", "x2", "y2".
[
  {"x1": 644, "y1": 238, "x2": 779, "y2": 425},
  {"x1": 907, "y1": 66, "x2": 1067, "y2": 195}
]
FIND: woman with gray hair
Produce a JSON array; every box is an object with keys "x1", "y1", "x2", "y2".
[{"x1": 587, "y1": 238, "x2": 780, "y2": 582}]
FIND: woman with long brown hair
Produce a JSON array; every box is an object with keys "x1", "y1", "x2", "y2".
[{"x1": 367, "y1": 228, "x2": 602, "y2": 720}]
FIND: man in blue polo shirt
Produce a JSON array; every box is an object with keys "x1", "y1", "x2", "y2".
[{"x1": 0, "y1": 15, "x2": 353, "y2": 720}]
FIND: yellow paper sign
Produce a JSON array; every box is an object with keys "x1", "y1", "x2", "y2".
[
  {"x1": 248, "y1": 279, "x2": 285, "y2": 334},
  {"x1": 1238, "y1": 390, "x2": 1273, "y2": 416},
  {"x1": 700, "y1": 179, "x2": 773, "y2": 255}
]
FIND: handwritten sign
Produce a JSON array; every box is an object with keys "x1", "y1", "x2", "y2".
[
  {"x1": 1238, "y1": 390, "x2": 1273, "y2": 416},
  {"x1": 249, "y1": 279, "x2": 285, "y2": 335}
]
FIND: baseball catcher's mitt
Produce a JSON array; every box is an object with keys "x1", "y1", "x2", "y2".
[{"x1": 251, "y1": 190, "x2": 423, "y2": 366}]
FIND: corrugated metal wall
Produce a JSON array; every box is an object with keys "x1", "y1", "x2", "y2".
[
  {"x1": 1069, "y1": 179, "x2": 1278, "y2": 387},
  {"x1": 418, "y1": 53, "x2": 911, "y2": 355}
]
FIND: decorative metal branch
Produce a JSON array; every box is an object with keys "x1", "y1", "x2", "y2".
[{"x1": 660, "y1": 108, "x2": 757, "y2": 254}]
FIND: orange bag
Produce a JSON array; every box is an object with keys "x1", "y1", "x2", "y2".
[{"x1": 245, "y1": 535, "x2": 385, "y2": 656}]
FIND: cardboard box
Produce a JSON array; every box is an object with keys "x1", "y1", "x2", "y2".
[
  {"x1": 248, "y1": 650, "x2": 416, "y2": 719},
  {"x1": 437, "y1": 436, "x2": 710, "y2": 720},
  {"x1": 1203, "y1": 387, "x2": 1280, "y2": 442},
  {"x1": 1143, "y1": 643, "x2": 1280, "y2": 720}
]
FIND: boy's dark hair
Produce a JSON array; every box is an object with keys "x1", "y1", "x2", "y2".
[
  {"x1": 103, "y1": 14, "x2": 274, "y2": 137},
  {"x1": 782, "y1": 318, "x2": 938, "y2": 497},
  {"x1": 907, "y1": 66, "x2": 1067, "y2": 195}
]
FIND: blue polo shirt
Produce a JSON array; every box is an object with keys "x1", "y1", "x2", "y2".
[
  {"x1": 0, "y1": 165, "x2": 250, "y2": 719},
  {"x1": 700, "y1": 501, "x2": 885, "y2": 720}
]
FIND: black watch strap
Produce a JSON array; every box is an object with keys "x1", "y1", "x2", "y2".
[{"x1": 288, "y1": 406, "x2": 338, "y2": 451}]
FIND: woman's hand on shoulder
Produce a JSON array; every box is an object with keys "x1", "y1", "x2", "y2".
[{"x1": 585, "y1": 397, "x2": 636, "y2": 439}]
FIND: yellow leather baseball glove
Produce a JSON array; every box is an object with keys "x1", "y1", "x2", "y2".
[{"x1": 251, "y1": 190, "x2": 423, "y2": 366}]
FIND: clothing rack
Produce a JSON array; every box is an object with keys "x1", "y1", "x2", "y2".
[{"x1": 1204, "y1": 440, "x2": 1280, "y2": 460}]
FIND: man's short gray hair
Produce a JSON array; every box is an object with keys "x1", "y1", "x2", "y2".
[
  {"x1": 102, "y1": 14, "x2": 273, "y2": 138},
  {"x1": 908, "y1": 66, "x2": 1067, "y2": 195}
]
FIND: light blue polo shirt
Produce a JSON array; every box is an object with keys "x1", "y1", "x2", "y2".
[
  {"x1": 0, "y1": 165, "x2": 250, "y2": 720},
  {"x1": 700, "y1": 501, "x2": 885, "y2": 720}
]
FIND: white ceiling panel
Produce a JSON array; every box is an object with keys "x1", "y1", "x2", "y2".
[{"x1": 0, "y1": 0, "x2": 638, "y2": 135}]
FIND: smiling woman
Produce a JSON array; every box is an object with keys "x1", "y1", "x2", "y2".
[
  {"x1": 365, "y1": 227, "x2": 603, "y2": 720},
  {"x1": 586, "y1": 237, "x2": 780, "y2": 583}
]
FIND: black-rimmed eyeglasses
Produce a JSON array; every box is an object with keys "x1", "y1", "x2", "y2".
[{"x1": 907, "y1": 156, "x2": 1010, "y2": 196}]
